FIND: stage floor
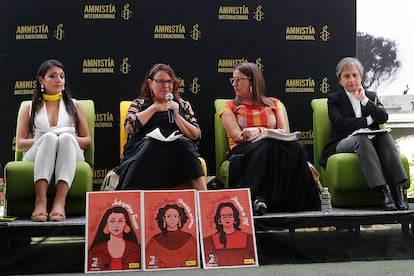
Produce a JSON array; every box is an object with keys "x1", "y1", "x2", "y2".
[{"x1": 1, "y1": 204, "x2": 414, "y2": 274}]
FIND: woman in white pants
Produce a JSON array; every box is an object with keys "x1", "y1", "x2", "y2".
[{"x1": 17, "y1": 59, "x2": 91, "y2": 222}]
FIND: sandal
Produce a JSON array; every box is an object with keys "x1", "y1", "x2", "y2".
[
  {"x1": 49, "y1": 212, "x2": 66, "y2": 222},
  {"x1": 253, "y1": 198, "x2": 268, "y2": 216},
  {"x1": 31, "y1": 212, "x2": 48, "y2": 222}
]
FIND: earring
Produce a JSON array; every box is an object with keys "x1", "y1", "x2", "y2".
[
  {"x1": 178, "y1": 220, "x2": 182, "y2": 228},
  {"x1": 149, "y1": 89, "x2": 154, "y2": 97},
  {"x1": 124, "y1": 225, "x2": 131, "y2": 233},
  {"x1": 249, "y1": 86, "x2": 253, "y2": 93},
  {"x1": 103, "y1": 226, "x2": 109, "y2": 234},
  {"x1": 163, "y1": 220, "x2": 166, "y2": 229},
  {"x1": 41, "y1": 84, "x2": 44, "y2": 92}
]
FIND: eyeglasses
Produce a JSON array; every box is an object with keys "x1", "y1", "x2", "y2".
[
  {"x1": 229, "y1": 77, "x2": 250, "y2": 85},
  {"x1": 153, "y1": 79, "x2": 175, "y2": 86},
  {"x1": 220, "y1": 213, "x2": 234, "y2": 219}
]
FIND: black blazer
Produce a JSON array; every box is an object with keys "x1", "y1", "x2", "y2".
[{"x1": 319, "y1": 89, "x2": 388, "y2": 168}]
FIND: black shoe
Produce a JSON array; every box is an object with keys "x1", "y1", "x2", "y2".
[
  {"x1": 380, "y1": 185, "x2": 397, "y2": 211},
  {"x1": 395, "y1": 183, "x2": 409, "y2": 210},
  {"x1": 253, "y1": 198, "x2": 267, "y2": 216}
]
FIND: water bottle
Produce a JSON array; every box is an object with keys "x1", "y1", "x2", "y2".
[
  {"x1": 321, "y1": 187, "x2": 332, "y2": 213},
  {"x1": 0, "y1": 179, "x2": 6, "y2": 218}
]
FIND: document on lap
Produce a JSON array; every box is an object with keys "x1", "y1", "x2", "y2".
[
  {"x1": 146, "y1": 127, "x2": 183, "y2": 142},
  {"x1": 247, "y1": 127, "x2": 300, "y2": 142},
  {"x1": 349, "y1": 128, "x2": 391, "y2": 137}
]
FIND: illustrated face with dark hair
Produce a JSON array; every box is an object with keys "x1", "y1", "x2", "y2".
[
  {"x1": 164, "y1": 208, "x2": 180, "y2": 231},
  {"x1": 106, "y1": 212, "x2": 127, "y2": 236},
  {"x1": 218, "y1": 206, "x2": 235, "y2": 228}
]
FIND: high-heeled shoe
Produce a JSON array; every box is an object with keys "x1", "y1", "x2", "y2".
[{"x1": 253, "y1": 198, "x2": 268, "y2": 216}]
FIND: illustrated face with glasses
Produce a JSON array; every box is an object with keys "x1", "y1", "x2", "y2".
[
  {"x1": 229, "y1": 77, "x2": 250, "y2": 86},
  {"x1": 219, "y1": 206, "x2": 235, "y2": 221}
]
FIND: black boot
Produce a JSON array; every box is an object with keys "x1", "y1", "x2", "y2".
[
  {"x1": 395, "y1": 183, "x2": 409, "y2": 210},
  {"x1": 380, "y1": 185, "x2": 397, "y2": 211}
]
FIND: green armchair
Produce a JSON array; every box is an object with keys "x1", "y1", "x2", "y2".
[
  {"x1": 311, "y1": 98, "x2": 410, "y2": 207},
  {"x1": 214, "y1": 99, "x2": 290, "y2": 187},
  {"x1": 4, "y1": 100, "x2": 95, "y2": 217}
]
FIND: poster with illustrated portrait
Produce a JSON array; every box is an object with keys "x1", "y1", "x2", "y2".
[
  {"x1": 142, "y1": 189, "x2": 200, "y2": 271},
  {"x1": 85, "y1": 191, "x2": 142, "y2": 273},
  {"x1": 198, "y1": 188, "x2": 258, "y2": 269}
]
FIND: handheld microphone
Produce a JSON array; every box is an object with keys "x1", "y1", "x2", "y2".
[{"x1": 165, "y1": 92, "x2": 174, "y2": 123}]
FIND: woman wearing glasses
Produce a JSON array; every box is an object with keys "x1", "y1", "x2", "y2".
[
  {"x1": 202, "y1": 202, "x2": 255, "y2": 267},
  {"x1": 116, "y1": 63, "x2": 206, "y2": 190},
  {"x1": 220, "y1": 62, "x2": 321, "y2": 215}
]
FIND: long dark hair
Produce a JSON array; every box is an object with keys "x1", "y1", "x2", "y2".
[
  {"x1": 214, "y1": 202, "x2": 242, "y2": 248},
  {"x1": 233, "y1": 62, "x2": 274, "y2": 107},
  {"x1": 30, "y1": 59, "x2": 78, "y2": 134},
  {"x1": 89, "y1": 206, "x2": 138, "y2": 249},
  {"x1": 156, "y1": 204, "x2": 188, "y2": 236}
]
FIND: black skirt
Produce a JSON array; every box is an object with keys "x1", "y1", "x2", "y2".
[
  {"x1": 117, "y1": 137, "x2": 203, "y2": 190},
  {"x1": 228, "y1": 139, "x2": 321, "y2": 212}
]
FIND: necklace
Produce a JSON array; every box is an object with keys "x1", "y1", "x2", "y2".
[{"x1": 43, "y1": 92, "x2": 62, "y2": 101}]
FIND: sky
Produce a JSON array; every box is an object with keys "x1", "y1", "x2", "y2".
[{"x1": 357, "y1": 0, "x2": 413, "y2": 95}]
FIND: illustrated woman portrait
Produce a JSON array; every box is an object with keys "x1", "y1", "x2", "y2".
[
  {"x1": 203, "y1": 202, "x2": 256, "y2": 267},
  {"x1": 145, "y1": 204, "x2": 198, "y2": 269},
  {"x1": 88, "y1": 206, "x2": 141, "y2": 271}
]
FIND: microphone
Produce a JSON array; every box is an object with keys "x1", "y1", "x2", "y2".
[{"x1": 165, "y1": 92, "x2": 174, "y2": 123}]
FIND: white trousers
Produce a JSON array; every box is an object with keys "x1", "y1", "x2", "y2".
[{"x1": 23, "y1": 132, "x2": 85, "y2": 187}]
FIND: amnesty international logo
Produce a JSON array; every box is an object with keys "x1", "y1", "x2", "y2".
[
  {"x1": 217, "y1": 58, "x2": 248, "y2": 73},
  {"x1": 84, "y1": 4, "x2": 116, "y2": 19},
  {"x1": 14, "y1": 80, "x2": 36, "y2": 95},
  {"x1": 253, "y1": 5, "x2": 265, "y2": 22},
  {"x1": 190, "y1": 24, "x2": 201, "y2": 41},
  {"x1": 121, "y1": 4, "x2": 132, "y2": 21},
  {"x1": 15, "y1": 24, "x2": 49, "y2": 40},
  {"x1": 189, "y1": 78, "x2": 201, "y2": 94},
  {"x1": 54, "y1": 23, "x2": 65, "y2": 41},
  {"x1": 319, "y1": 25, "x2": 330, "y2": 41},
  {"x1": 82, "y1": 58, "x2": 115, "y2": 73},
  {"x1": 285, "y1": 77, "x2": 316, "y2": 93},
  {"x1": 119, "y1": 57, "x2": 131, "y2": 75},
  {"x1": 255, "y1": 58, "x2": 264, "y2": 71},
  {"x1": 285, "y1": 25, "x2": 331, "y2": 42},
  {"x1": 154, "y1": 24, "x2": 186, "y2": 39},
  {"x1": 218, "y1": 5, "x2": 249, "y2": 20},
  {"x1": 319, "y1": 77, "x2": 330, "y2": 93},
  {"x1": 95, "y1": 112, "x2": 114, "y2": 128}
]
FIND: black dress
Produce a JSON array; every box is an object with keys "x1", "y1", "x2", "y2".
[
  {"x1": 116, "y1": 98, "x2": 204, "y2": 190},
  {"x1": 228, "y1": 139, "x2": 321, "y2": 212}
]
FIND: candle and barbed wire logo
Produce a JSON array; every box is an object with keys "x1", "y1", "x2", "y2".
[
  {"x1": 120, "y1": 57, "x2": 131, "y2": 75},
  {"x1": 189, "y1": 78, "x2": 201, "y2": 94},
  {"x1": 190, "y1": 24, "x2": 201, "y2": 41},
  {"x1": 121, "y1": 4, "x2": 132, "y2": 21},
  {"x1": 255, "y1": 58, "x2": 264, "y2": 71},
  {"x1": 253, "y1": 5, "x2": 264, "y2": 22},
  {"x1": 319, "y1": 25, "x2": 330, "y2": 41},
  {"x1": 320, "y1": 77, "x2": 330, "y2": 93},
  {"x1": 53, "y1": 23, "x2": 65, "y2": 41}
]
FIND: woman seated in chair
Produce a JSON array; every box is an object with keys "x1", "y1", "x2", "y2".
[
  {"x1": 116, "y1": 63, "x2": 206, "y2": 191},
  {"x1": 16, "y1": 59, "x2": 91, "y2": 222},
  {"x1": 220, "y1": 62, "x2": 321, "y2": 215},
  {"x1": 320, "y1": 57, "x2": 408, "y2": 211}
]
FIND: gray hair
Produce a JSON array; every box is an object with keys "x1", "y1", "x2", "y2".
[{"x1": 336, "y1": 57, "x2": 364, "y2": 79}]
